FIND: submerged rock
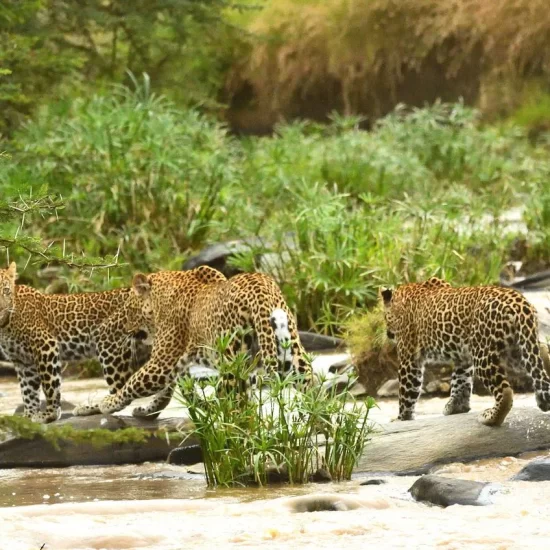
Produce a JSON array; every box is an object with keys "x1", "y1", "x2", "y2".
[
  {"x1": 409, "y1": 475, "x2": 499, "y2": 507},
  {"x1": 283, "y1": 494, "x2": 367, "y2": 513},
  {"x1": 360, "y1": 479, "x2": 387, "y2": 486},
  {"x1": 511, "y1": 458, "x2": 550, "y2": 482}
]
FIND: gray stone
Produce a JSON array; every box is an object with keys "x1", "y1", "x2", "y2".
[
  {"x1": 377, "y1": 379, "x2": 399, "y2": 397},
  {"x1": 409, "y1": 475, "x2": 499, "y2": 507},
  {"x1": 511, "y1": 458, "x2": 550, "y2": 481},
  {"x1": 358, "y1": 407, "x2": 550, "y2": 475}
]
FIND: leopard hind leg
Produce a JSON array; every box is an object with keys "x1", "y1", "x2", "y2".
[
  {"x1": 443, "y1": 357, "x2": 473, "y2": 416},
  {"x1": 474, "y1": 348, "x2": 513, "y2": 427}
]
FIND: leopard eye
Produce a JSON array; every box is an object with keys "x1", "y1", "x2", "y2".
[{"x1": 2, "y1": 286, "x2": 10, "y2": 296}]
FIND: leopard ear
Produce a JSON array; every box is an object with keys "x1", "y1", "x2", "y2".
[
  {"x1": 380, "y1": 287, "x2": 393, "y2": 305},
  {"x1": 7, "y1": 262, "x2": 17, "y2": 281},
  {"x1": 132, "y1": 273, "x2": 151, "y2": 296}
]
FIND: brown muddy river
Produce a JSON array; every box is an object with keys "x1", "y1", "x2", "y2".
[{"x1": 1, "y1": 376, "x2": 550, "y2": 550}]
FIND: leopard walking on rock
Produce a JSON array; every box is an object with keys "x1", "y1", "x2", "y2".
[
  {"x1": 0, "y1": 262, "x2": 149, "y2": 423},
  {"x1": 98, "y1": 266, "x2": 312, "y2": 418},
  {"x1": 381, "y1": 277, "x2": 550, "y2": 427}
]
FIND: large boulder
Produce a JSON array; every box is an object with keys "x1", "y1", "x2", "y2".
[
  {"x1": 358, "y1": 407, "x2": 550, "y2": 475},
  {"x1": 181, "y1": 234, "x2": 296, "y2": 278},
  {"x1": 409, "y1": 475, "x2": 499, "y2": 507}
]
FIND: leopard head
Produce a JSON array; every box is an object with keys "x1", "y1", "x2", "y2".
[{"x1": 0, "y1": 262, "x2": 17, "y2": 328}]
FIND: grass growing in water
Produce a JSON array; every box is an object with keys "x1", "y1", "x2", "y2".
[{"x1": 175, "y1": 333, "x2": 375, "y2": 487}]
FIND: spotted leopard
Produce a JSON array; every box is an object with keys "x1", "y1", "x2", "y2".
[
  {"x1": 0, "y1": 262, "x2": 149, "y2": 423},
  {"x1": 381, "y1": 276, "x2": 550, "y2": 426},
  {"x1": 98, "y1": 266, "x2": 312, "y2": 418}
]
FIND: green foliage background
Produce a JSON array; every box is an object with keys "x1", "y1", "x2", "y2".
[{"x1": 2, "y1": 0, "x2": 550, "y2": 335}]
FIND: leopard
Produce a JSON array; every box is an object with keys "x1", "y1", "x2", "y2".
[
  {"x1": 0, "y1": 262, "x2": 150, "y2": 423},
  {"x1": 381, "y1": 276, "x2": 550, "y2": 427},
  {"x1": 98, "y1": 266, "x2": 312, "y2": 418}
]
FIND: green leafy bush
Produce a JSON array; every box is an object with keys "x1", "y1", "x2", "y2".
[{"x1": 175, "y1": 333, "x2": 375, "y2": 487}]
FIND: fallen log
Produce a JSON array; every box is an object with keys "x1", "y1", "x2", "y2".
[{"x1": 358, "y1": 407, "x2": 550, "y2": 475}]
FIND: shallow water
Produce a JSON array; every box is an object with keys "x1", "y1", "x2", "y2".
[{"x1": 2, "y1": 376, "x2": 550, "y2": 549}]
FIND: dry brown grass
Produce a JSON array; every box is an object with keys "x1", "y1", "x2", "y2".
[{"x1": 225, "y1": 0, "x2": 550, "y2": 131}]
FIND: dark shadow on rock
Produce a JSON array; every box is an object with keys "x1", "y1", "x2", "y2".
[
  {"x1": 511, "y1": 458, "x2": 550, "y2": 481},
  {"x1": 409, "y1": 475, "x2": 499, "y2": 507}
]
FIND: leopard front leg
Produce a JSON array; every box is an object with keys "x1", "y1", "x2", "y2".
[
  {"x1": 443, "y1": 358, "x2": 473, "y2": 416},
  {"x1": 14, "y1": 362, "x2": 41, "y2": 420},
  {"x1": 30, "y1": 345, "x2": 62, "y2": 424},
  {"x1": 73, "y1": 337, "x2": 139, "y2": 417},
  {"x1": 99, "y1": 350, "x2": 180, "y2": 415},
  {"x1": 396, "y1": 352, "x2": 423, "y2": 421}
]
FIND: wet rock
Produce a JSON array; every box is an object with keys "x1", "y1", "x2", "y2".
[
  {"x1": 309, "y1": 467, "x2": 332, "y2": 483},
  {"x1": 181, "y1": 234, "x2": 296, "y2": 279},
  {"x1": 284, "y1": 494, "x2": 367, "y2": 513},
  {"x1": 357, "y1": 407, "x2": 550, "y2": 475},
  {"x1": 0, "y1": 415, "x2": 196, "y2": 468},
  {"x1": 299, "y1": 332, "x2": 344, "y2": 352},
  {"x1": 511, "y1": 458, "x2": 550, "y2": 481},
  {"x1": 409, "y1": 475, "x2": 499, "y2": 507},
  {"x1": 186, "y1": 462, "x2": 206, "y2": 475},
  {"x1": 360, "y1": 479, "x2": 387, "y2": 486},
  {"x1": 167, "y1": 444, "x2": 204, "y2": 466}
]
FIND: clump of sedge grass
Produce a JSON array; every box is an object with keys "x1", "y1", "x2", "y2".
[{"x1": 175, "y1": 332, "x2": 375, "y2": 487}]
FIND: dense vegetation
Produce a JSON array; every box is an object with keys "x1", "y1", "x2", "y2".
[
  {"x1": 2, "y1": 84, "x2": 549, "y2": 333},
  {"x1": 2, "y1": 0, "x2": 550, "y2": 337}
]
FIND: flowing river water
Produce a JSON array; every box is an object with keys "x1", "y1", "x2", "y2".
[{"x1": 1, "y1": 376, "x2": 550, "y2": 550}]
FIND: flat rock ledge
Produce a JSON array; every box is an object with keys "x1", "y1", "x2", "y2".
[
  {"x1": 0, "y1": 414, "x2": 196, "y2": 469},
  {"x1": 358, "y1": 407, "x2": 550, "y2": 475}
]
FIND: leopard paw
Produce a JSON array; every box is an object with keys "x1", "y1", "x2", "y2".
[
  {"x1": 31, "y1": 408, "x2": 61, "y2": 424},
  {"x1": 72, "y1": 404, "x2": 100, "y2": 417},
  {"x1": 443, "y1": 397, "x2": 471, "y2": 416},
  {"x1": 99, "y1": 396, "x2": 123, "y2": 415}
]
